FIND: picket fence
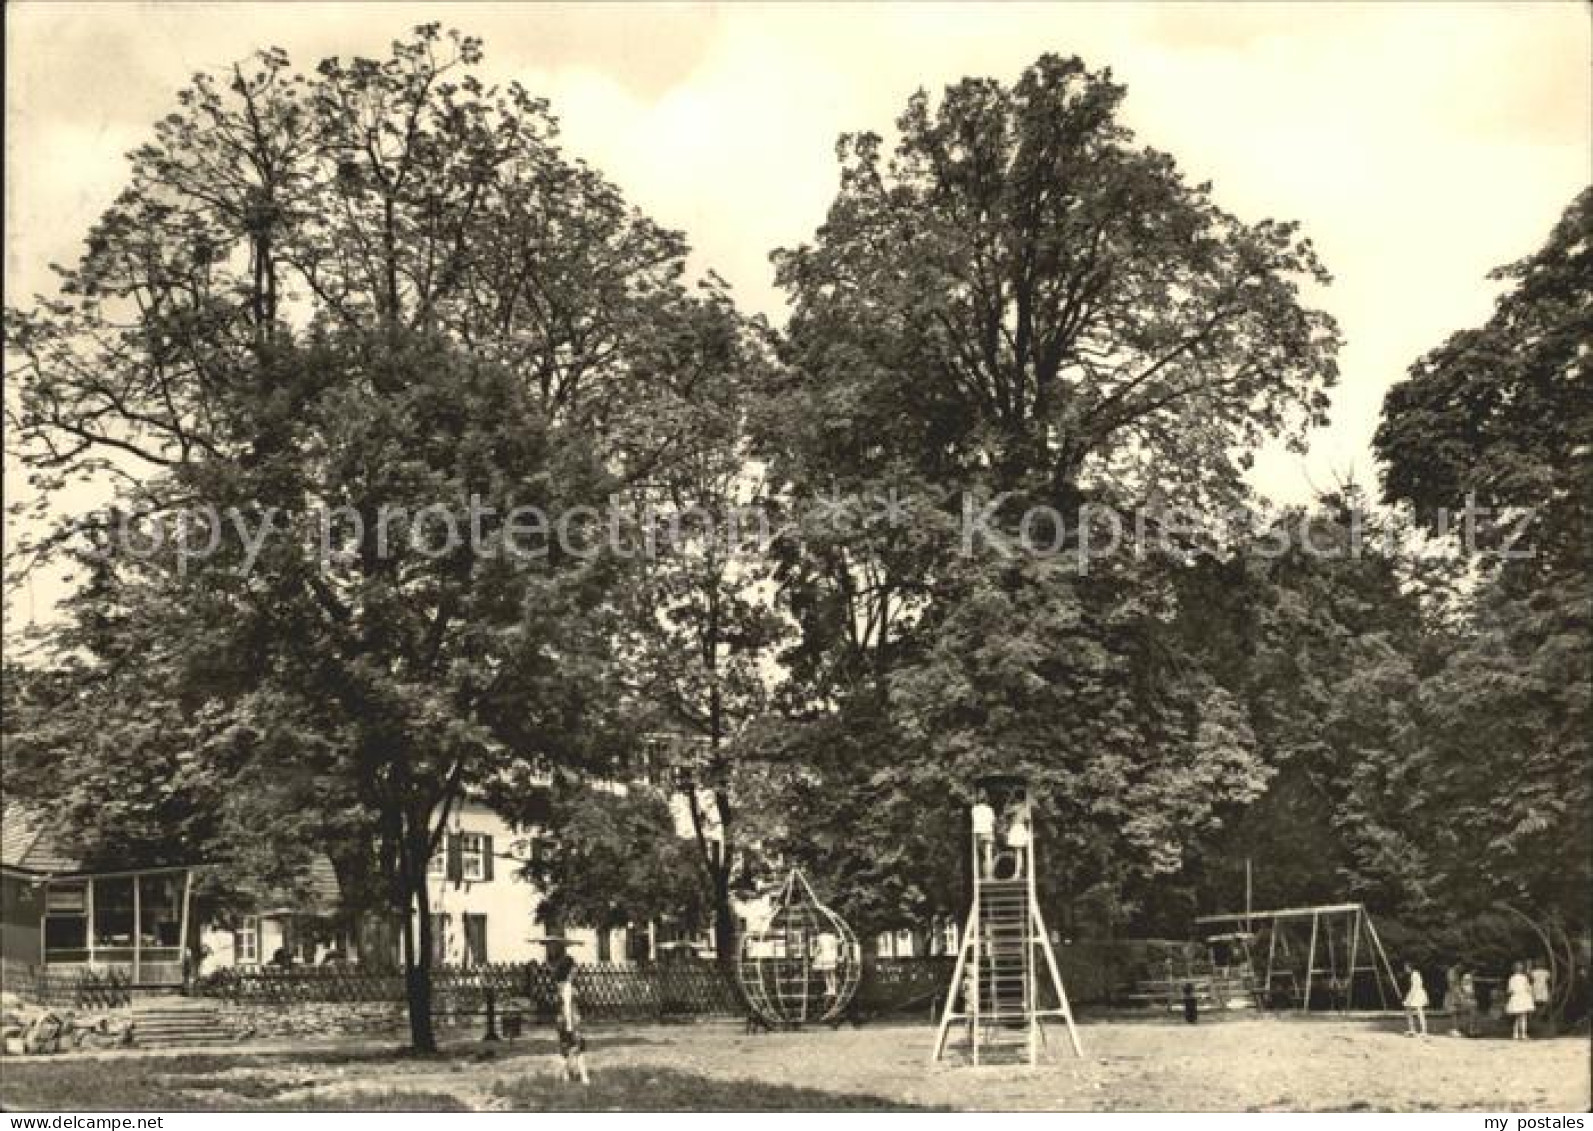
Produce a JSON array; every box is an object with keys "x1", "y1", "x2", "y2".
[
  {"x1": 198, "y1": 957, "x2": 958, "y2": 1021},
  {"x1": 0, "y1": 962, "x2": 133, "y2": 1010}
]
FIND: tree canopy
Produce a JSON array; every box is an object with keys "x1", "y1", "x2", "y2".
[
  {"x1": 750, "y1": 53, "x2": 1339, "y2": 935},
  {"x1": 1374, "y1": 187, "x2": 1591, "y2": 934},
  {"x1": 4, "y1": 25, "x2": 739, "y2": 1049},
  {"x1": 4, "y1": 35, "x2": 1584, "y2": 1042}
]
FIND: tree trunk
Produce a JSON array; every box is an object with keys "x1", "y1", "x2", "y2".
[
  {"x1": 401, "y1": 852, "x2": 438, "y2": 1053},
  {"x1": 711, "y1": 789, "x2": 737, "y2": 967},
  {"x1": 712, "y1": 863, "x2": 735, "y2": 967}
]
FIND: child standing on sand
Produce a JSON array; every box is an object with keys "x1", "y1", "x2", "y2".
[
  {"x1": 1451, "y1": 970, "x2": 1478, "y2": 1038},
  {"x1": 1402, "y1": 962, "x2": 1428, "y2": 1037},
  {"x1": 553, "y1": 952, "x2": 591, "y2": 1084},
  {"x1": 1530, "y1": 959, "x2": 1552, "y2": 1031},
  {"x1": 1505, "y1": 961, "x2": 1534, "y2": 1041}
]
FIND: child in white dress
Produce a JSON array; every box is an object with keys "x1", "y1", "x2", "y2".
[
  {"x1": 1402, "y1": 962, "x2": 1428, "y2": 1036},
  {"x1": 553, "y1": 953, "x2": 591, "y2": 1084},
  {"x1": 971, "y1": 794, "x2": 996, "y2": 879},
  {"x1": 1505, "y1": 961, "x2": 1535, "y2": 1040}
]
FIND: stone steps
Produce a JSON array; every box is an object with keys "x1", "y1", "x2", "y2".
[{"x1": 128, "y1": 998, "x2": 235, "y2": 1048}]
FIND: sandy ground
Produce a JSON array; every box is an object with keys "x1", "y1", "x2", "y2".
[
  {"x1": 571, "y1": 1016, "x2": 1591, "y2": 1112},
  {"x1": 8, "y1": 1015, "x2": 1589, "y2": 1111}
]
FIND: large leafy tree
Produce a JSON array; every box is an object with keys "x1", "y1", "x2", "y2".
[
  {"x1": 1375, "y1": 188, "x2": 1592, "y2": 936},
  {"x1": 521, "y1": 778, "x2": 709, "y2": 939},
  {"x1": 609, "y1": 290, "x2": 784, "y2": 962},
  {"x1": 754, "y1": 54, "x2": 1340, "y2": 936},
  {"x1": 479, "y1": 283, "x2": 782, "y2": 962},
  {"x1": 4, "y1": 27, "x2": 730, "y2": 1049},
  {"x1": 1376, "y1": 188, "x2": 1590, "y2": 578},
  {"x1": 1166, "y1": 496, "x2": 1450, "y2": 930},
  {"x1": 769, "y1": 53, "x2": 1338, "y2": 511}
]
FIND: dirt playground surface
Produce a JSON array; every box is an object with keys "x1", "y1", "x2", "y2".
[
  {"x1": 595, "y1": 1016, "x2": 1591, "y2": 1111},
  {"x1": 3, "y1": 1015, "x2": 1588, "y2": 1111}
]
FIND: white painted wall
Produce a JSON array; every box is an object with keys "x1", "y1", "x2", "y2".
[
  {"x1": 423, "y1": 799, "x2": 635, "y2": 965},
  {"x1": 195, "y1": 795, "x2": 830, "y2": 969}
]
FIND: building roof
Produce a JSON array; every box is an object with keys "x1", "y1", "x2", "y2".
[
  {"x1": 258, "y1": 854, "x2": 343, "y2": 915},
  {"x1": 0, "y1": 799, "x2": 83, "y2": 874},
  {"x1": 2, "y1": 801, "x2": 345, "y2": 918}
]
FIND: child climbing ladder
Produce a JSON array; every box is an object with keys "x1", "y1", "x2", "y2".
[{"x1": 931, "y1": 774, "x2": 1083, "y2": 1066}]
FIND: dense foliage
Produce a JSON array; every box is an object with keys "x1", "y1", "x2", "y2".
[
  {"x1": 4, "y1": 34, "x2": 1585, "y2": 1052},
  {"x1": 747, "y1": 54, "x2": 1338, "y2": 935},
  {"x1": 4, "y1": 26, "x2": 740, "y2": 1049}
]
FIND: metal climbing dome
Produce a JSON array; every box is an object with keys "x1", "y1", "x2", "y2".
[
  {"x1": 737, "y1": 869, "x2": 860, "y2": 1028},
  {"x1": 932, "y1": 774, "x2": 1082, "y2": 1066}
]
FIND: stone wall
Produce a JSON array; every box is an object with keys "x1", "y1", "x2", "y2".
[{"x1": 214, "y1": 997, "x2": 509, "y2": 1041}]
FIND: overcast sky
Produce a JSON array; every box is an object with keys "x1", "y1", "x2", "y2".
[{"x1": 4, "y1": 2, "x2": 1590, "y2": 618}]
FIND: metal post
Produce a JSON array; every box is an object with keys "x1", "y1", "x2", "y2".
[
  {"x1": 930, "y1": 900, "x2": 977, "y2": 1065},
  {"x1": 971, "y1": 894, "x2": 982, "y2": 1066},
  {"x1": 1025, "y1": 790, "x2": 1038, "y2": 1066},
  {"x1": 1244, "y1": 857, "x2": 1253, "y2": 936},
  {"x1": 1325, "y1": 914, "x2": 1340, "y2": 1012},
  {"x1": 1364, "y1": 912, "x2": 1401, "y2": 1010},
  {"x1": 1303, "y1": 910, "x2": 1319, "y2": 1013},
  {"x1": 1346, "y1": 907, "x2": 1362, "y2": 1011},
  {"x1": 1033, "y1": 896, "x2": 1083, "y2": 1058},
  {"x1": 1264, "y1": 921, "x2": 1279, "y2": 1010},
  {"x1": 132, "y1": 876, "x2": 142, "y2": 986}
]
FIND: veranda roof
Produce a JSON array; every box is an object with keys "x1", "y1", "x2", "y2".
[{"x1": 0, "y1": 799, "x2": 83, "y2": 874}]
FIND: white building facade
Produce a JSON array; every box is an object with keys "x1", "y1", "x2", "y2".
[{"x1": 198, "y1": 789, "x2": 948, "y2": 971}]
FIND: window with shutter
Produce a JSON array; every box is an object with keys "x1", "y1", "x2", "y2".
[
  {"x1": 462, "y1": 913, "x2": 488, "y2": 966},
  {"x1": 445, "y1": 833, "x2": 463, "y2": 883},
  {"x1": 460, "y1": 833, "x2": 487, "y2": 881},
  {"x1": 430, "y1": 912, "x2": 450, "y2": 965}
]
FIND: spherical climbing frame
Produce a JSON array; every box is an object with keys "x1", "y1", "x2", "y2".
[{"x1": 737, "y1": 868, "x2": 861, "y2": 1028}]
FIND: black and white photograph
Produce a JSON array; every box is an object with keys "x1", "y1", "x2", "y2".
[{"x1": 2, "y1": 1, "x2": 1589, "y2": 1116}]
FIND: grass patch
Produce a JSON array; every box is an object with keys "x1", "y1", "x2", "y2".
[
  {"x1": 0, "y1": 1055, "x2": 473, "y2": 1112},
  {"x1": 251, "y1": 1091, "x2": 471, "y2": 1112},
  {"x1": 493, "y1": 1066, "x2": 945, "y2": 1111}
]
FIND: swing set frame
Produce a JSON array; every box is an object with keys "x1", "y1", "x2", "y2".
[{"x1": 1194, "y1": 902, "x2": 1403, "y2": 1012}]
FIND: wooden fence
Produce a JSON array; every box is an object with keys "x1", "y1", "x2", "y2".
[
  {"x1": 198, "y1": 957, "x2": 955, "y2": 1021},
  {"x1": 0, "y1": 962, "x2": 133, "y2": 1011}
]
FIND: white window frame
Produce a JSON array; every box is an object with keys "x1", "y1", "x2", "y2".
[
  {"x1": 43, "y1": 881, "x2": 89, "y2": 956},
  {"x1": 235, "y1": 916, "x2": 259, "y2": 964},
  {"x1": 46, "y1": 882, "x2": 87, "y2": 913},
  {"x1": 460, "y1": 832, "x2": 487, "y2": 881}
]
